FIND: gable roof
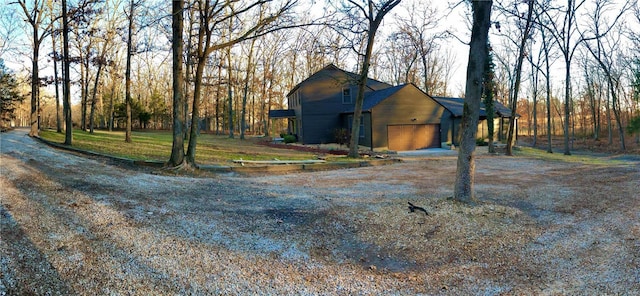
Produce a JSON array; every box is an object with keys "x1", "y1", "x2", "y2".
[
  {"x1": 341, "y1": 84, "x2": 409, "y2": 113},
  {"x1": 432, "y1": 96, "x2": 516, "y2": 118},
  {"x1": 286, "y1": 64, "x2": 393, "y2": 97}
]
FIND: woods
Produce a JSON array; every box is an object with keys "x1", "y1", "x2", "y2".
[{"x1": 3, "y1": 0, "x2": 639, "y2": 164}]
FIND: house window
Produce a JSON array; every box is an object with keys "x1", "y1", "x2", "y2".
[{"x1": 342, "y1": 88, "x2": 352, "y2": 104}]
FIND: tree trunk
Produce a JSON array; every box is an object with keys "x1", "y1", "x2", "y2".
[
  {"x1": 168, "y1": 0, "x2": 186, "y2": 167},
  {"x1": 62, "y1": 0, "x2": 72, "y2": 145},
  {"x1": 89, "y1": 62, "x2": 103, "y2": 133},
  {"x1": 241, "y1": 39, "x2": 257, "y2": 140},
  {"x1": 348, "y1": 0, "x2": 402, "y2": 157},
  {"x1": 186, "y1": 58, "x2": 205, "y2": 166},
  {"x1": 506, "y1": 0, "x2": 534, "y2": 156},
  {"x1": 125, "y1": 0, "x2": 134, "y2": 143},
  {"x1": 52, "y1": 26, "x2": 62, "y2": 133},
  {"x1": 453, "y1": 0, "x2": 492, "y2": 203},
  {"x1": 227, "y1": 46, "x2": 234, "y2": 139},
  {"x1": 29, "y1": 28, "x2": 40, "y2": 137}
]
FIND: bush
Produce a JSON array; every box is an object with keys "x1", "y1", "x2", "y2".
[
  {"x1": 334, "y1": 128, "x2": 350, "y2": 146},
  {"x1": 283, "y1": 134, "x2": 297, "y2": 143},
  {"x1": 476, "y1": 138, "x2": 488, "y2": 146}
]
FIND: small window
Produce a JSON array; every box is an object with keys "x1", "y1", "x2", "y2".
[{"x1": 342, "y1": 88, "x2": 352, "y2": 104}]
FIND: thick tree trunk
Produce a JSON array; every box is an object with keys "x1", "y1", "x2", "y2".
[
  {"x1": 125, "y1": 0, "x2": 134, "y2": 143},
  {"x1": 62, "y1": 0, "x2": 72, "y2": 145},
  {"x1": 168, "y1": 0, "x2": 186, "y2": 167},
  {"x1": 453, "y1": 0, "x2": 492, "y2": 203},
  {"x1": 29, "y1": 27, "x2": 40, "y2": 137},
  {"x1": 186, "y1": 58, "x2": 205, "y2": 166}
]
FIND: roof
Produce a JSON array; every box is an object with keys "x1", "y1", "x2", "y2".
[
  {"x1": 432, "y1": 96, "x2": 516, "y2": 118},
  {"x1": 341, "y1": 84, "x2": 407, "y2": 113},
  {"x1": 286, "y1": 64, "x2": 393, "y2": 97},
  {"x1": 268, "y1": 109, "x2": 296, "y2": 118}
]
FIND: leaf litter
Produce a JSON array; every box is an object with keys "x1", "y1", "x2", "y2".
[{"x1": 1, "y1": 130, "x2": 639, "y2": 295}]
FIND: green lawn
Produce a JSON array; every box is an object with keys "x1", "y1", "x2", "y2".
[{"x1": 39, "y1": 129, "x2": 323, "y2": 165}]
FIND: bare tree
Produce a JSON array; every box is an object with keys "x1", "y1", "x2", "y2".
[
  {"x1": 16, "y1": 0, "x2": 56, "y2": 137},
  {"x1": 178, "y1": 0, "x2": 296, "y2": 167},
  {"x1": 504, "y1": 0, "x2": 535, "y2": 156},
  {"x1": 89, "y1": 0, "x2": 121, "y2": 133},
  {"x1": 335, "y1": 0, "x2": 402, "y2": 158},
  {"x1": 540, "y1": 0, "x2": 588, "y2": 155},
  {"x1": 62, "y1": 0, "x2": 72, "y2": 144},
  {"x1": 581, "y1": 0, "x2": 631, "y2": 150},
  {"x1": 0, "y1": 7, "x2": 21, "y2": 57},
  {"x1": 394, "y1": 1, "x2": 444, "y2": 95},
  {"x1": 124, "y1": 0, "x2": 135, "y2": 142},
  {"x1": 48, "y1": 0, "x2": 62, "y2": 133},
  {"x1": 453, "y1": 0, "x2": 493, "y2": 204},
  {"x1": 168, "y1": 0, "x2": 186, "y2": 167}
]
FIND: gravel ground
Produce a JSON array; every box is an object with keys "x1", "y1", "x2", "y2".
[{"x1": 1, "y1": 128, "x2": 639, "y2": 295}]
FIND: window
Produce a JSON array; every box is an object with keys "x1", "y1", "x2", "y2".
[{"x1": 342, "y1": 88, "x2": 352, "y2": 104}]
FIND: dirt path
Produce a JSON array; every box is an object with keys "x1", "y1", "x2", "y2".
[{"x1": 1, "y1": 128, "x2": 639, "y2": 295}]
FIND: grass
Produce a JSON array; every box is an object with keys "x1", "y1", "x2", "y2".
[
  {"x1": 38, "y1": 129, "x2": 324, "y2": 165},
  {"x1": 514, "y1": 146, "x2": 633, "y2": 166}
]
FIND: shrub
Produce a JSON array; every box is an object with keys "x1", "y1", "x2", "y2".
[
  {"x1": 283, "y1": 134, "x2": 297, "y2": 143},
  {"x1": 476, "y1": 138, "x2": 488, "y2": 146},
  {"x1": 334, "y1": 128, "x2": 350, "y2": 146}
]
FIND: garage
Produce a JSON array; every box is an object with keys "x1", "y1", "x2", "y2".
[{"x1": 387, "y1": 124, "x2": 440, "y2": 151}]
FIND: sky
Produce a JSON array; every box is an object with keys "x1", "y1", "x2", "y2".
[{"x1": 4, "y1": 0, "x2": 638, "y2": 102}]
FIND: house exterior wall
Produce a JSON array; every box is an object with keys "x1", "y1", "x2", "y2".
[
  {"x1": 370, "y1": 86, "x2": 444, "y2": 149},
  {"x1": 292, "y1": 66, "x2": 390, "y2": 144}
]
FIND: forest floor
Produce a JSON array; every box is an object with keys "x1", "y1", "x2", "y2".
[{"x1": 1, "y1": 128, "x2": 639, "y2": 295}]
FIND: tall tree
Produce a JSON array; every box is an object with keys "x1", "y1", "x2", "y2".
[
  {"x1": 180, "y1": 0, "x2": 296, "y2": 167},
  {"x1": 16, "y1": 0, "x2": 55, "y2": 137},
  {"x1": 505, "y1": 0, "x2": 535, "y2": 156},
  {"x1": 394, "y1": 1, "x2": 444, "y2": 95},
  {"x1": 0, "y1": 59, "x2": 25, "y2": 130},
  {"x1": 338, "y1": 0, "x2": 402, "y2": 158},
  {"x1": 89, "y1": 0, "x2": 120, "y2": 133},
  {"x1": 541, "y1": 0, "x2": 587, "y2": 155},
  {"x1": 452, "y1": 0, "x2": 492, "y2": 203},
  {"x1": 124, "y1": 0, "x2": 135, "y2": 142},
  {"x1": 168, "y1": 0, "x2": 186, "y2": 167},
  {"x1": 581, "y1": 0, "x2": 631, "y2": 150},
  {"x1": 483, "y1": 43, "x2": 497, "y2": 154},
  {"x1": 48, "y1": 0, "x2": 62, "y2": 133},
  {"x1": 62, "y1": 0, "x2": 72, "y2": 144}
]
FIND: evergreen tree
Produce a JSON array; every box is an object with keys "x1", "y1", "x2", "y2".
[
  {"x1": 0, "y1": 59, "x2": 24, "y2": 130},
  {"x1": 483, "y1": 43, "x2": 497, "y2": 154}
]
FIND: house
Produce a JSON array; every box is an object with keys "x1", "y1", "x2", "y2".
[
  {"x1": 269, "y1": 64, "x2": 516, "y2": 151},
  {"x1": 433, "y1": 96, "x2": 517, "y2": 146}
]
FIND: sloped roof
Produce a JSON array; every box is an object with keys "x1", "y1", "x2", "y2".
[
  {"x1": 432, "y1": 96, "x2": 516, "y2": 118},
  {"x1": 286, "y1": 64, "x2": 393, "y2": 97},
  {"x1": 341, "y1": 84, "x2": 408, "y2": 113}
]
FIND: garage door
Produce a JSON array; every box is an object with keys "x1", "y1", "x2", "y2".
[{"x1": 387, "y1": 124, "x2": 440, "y2": 151}]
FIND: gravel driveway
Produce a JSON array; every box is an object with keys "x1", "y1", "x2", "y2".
[{"x1": 1, "y1": 128, "x2": 639, "y2": 295}]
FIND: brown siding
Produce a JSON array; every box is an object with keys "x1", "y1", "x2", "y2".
[
  {"x1": 388, "y1": 124, "x2": 440, "y2": 151},
  {"x1": 370, "y1": 86, "x2": 444, "y2": 149}
]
